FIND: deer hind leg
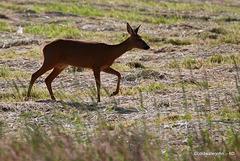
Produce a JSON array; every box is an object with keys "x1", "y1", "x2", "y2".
[
  {"x1": 45, "y1": 65, "x2": 67, "y2": 100},
  {"x1": 93, "y1": 68, "x2": 101, "y2": 102},
  {"x1": 26, "y1": 64, "x2": 54, "y2": 100},
  {"x1": 103, "y1": 67, "x2": 121, "y2": 96}
]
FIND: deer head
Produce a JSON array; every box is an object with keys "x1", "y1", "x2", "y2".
[{"x1": 127, "y1": 23, "x2": 150, "y2": 50}]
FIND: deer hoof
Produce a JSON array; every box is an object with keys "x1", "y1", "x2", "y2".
[
  {"x1": 110, "y1": 91, "x2": 118, "y2": 97},
  {"x1": 51, "y1": 96, "x2": 56, "y2": 100}
]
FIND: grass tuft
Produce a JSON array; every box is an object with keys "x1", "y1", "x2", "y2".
[
  {"x1": 127, "y1": 62, "x2": 146, "y2": 68},
  {"x1": 168, "y1": 57, "x2": 203, "y2": 69},
  {"x1": 182, "y1": 57, "x2": 203, "y2": 69},
  {"x1": 0, "y1": 20, "x2": 11, "y2": 32},
  {"x1": 0, "y1": 66, "x2": 12, "y2": 77},
  {"x1": 167, "y1": 39, "x2": 191, "y2": 45},
  {"x1": 210, "y1": 27, "x2": 227, "y2": 35}
]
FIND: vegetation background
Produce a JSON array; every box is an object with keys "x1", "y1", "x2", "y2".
[{"x1": 0, "y1": 0, "x2": 240, "y2": 160}]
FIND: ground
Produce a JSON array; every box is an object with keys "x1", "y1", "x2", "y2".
[{"x1": 0, "y1": 0, "x2": 240, "y2": 160}]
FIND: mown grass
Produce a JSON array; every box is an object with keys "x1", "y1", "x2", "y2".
[
  {"x1": 1, "y1": 0, "x2": 240, "y2": 160},
  {"x1": 31, "y1": 1, "x2": 183, "y2": 24},
  {"x1": 0, "y1": 120, "x2": 164, "y2": 161},
  {"x1": 0, "y1": 104, "x2": 239, "y2": 161},
  {"x1": 0, "y1": 79, "x2": 166, "y2": 102},
  {"x1": 1, "y1": 65, "x2": 240, "y2": 160}
]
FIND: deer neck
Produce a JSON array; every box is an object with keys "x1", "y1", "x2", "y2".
[{"x1": 112, "y1": 37, "x2": 133, "y2": 59}]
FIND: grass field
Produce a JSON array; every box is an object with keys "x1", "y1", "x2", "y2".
[{"x1": 0, "y1": 0, "x2": 240, "y2": 160}]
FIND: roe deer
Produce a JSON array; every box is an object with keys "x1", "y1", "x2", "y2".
[{"x1": 25, "y1": 23, "x2": 150, "y2": 102}]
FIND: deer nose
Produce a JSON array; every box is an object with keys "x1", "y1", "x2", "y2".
[{"x1": 144, "y1": 45, "x2": 150, "y2": 50}]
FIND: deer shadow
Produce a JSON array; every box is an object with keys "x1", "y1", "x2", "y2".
[{"x1": 35, "y1": 99, "x2": 138, "y2": 114}]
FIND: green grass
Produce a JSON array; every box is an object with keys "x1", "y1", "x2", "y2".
[
  {"x1": 0, "y1": 49, "x2": 42, "y2": 60},
  {"x1": 139, "y1": 82, "x2": 165, "y2": 92},
  {"x1": 198, "y1": 26, "x2": 240, "y2": 45},
  {"x1": 92, "y1": 0, "x2": 237, "y2": 13},
  {"x1": 168, "y1": 57, "x2": 202, "y2": 69},
  {"x1": 182, "y1": 57, "x2": 203, "y2": 69},
  {"x1": 24, "y1": 23, "x2": 127, "y2": 43},
  {"x1": 108, "y1": 9, "x2": 183, "y2": 24},
  {"x1": 224, "y1": 34, "x2": 240, "y2": 44},
  {"x1": 0, "y1": 66, "x2": 32, "y2": 81},
  {"x1": 0, "y1": 66, "x2": 12, "y2": 78},
  {"x1": 0, "y1": 20, "x2": 11, "y2": 32},
  {"x1": 127, "y1": 62, "x2": 146, "y2": 69},
  {"x1": 111, "y1": 63, "x2": 130, "y2": 71},
  {"x1": 210, "y1": 27, "x2": 227, "y2": 35},
  {"x1": 168, "y1": 55, "x2": 240, "y2": 69},
  {"x1": 0, "y1": 85, "x2": 47, "y2": 102},
  {"x1": 0, "y1": 50, "x2": 16, "y2": 59},
  {"x1": 0, "y1": 85, "x2": 76, "y2": 102},
  {"x1": 0, "y1": 1, "x2": 26, "y2": 11},
  {"x1": 208, "y1": 54, "x2": 240, "y2": 65},
  {"x1": 23, "y1": 22, "x2": 153, "y2": 46},
  {"x1": 31, "y1": 1, "x2": 183, "y2": 24},
  {"x1": 32, "y1": 2, "x2": 104, "y2": 17},
  {"x1": 24, "y1": 23, "x2": 83, "y2": 39}
]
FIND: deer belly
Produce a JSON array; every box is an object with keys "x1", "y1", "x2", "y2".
[
  {"x1": 100, "y1": 64, "x2": 110, "y2": 70},
  {"x1": 65, "y1": 56, "x2": 94, "y2": 68}
]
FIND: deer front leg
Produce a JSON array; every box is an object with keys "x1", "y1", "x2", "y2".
[
  {"x1": 93, "y1": 68, "x2": 101, "y2": 102},
  {"x1": 103, "y1": 67, "x2": 121, "y2": 96}
]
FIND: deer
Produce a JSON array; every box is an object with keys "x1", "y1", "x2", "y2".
[{"x1": 25, "y1": 23, "x2": 150, "y2": 102}]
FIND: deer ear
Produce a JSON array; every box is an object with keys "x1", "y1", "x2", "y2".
[
  {"x1": 127, "y1": 23, "x2": 135, "y2": 36},
  {"x1": 134, "y1": 25, "x2": 141, "y2": 34}
]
